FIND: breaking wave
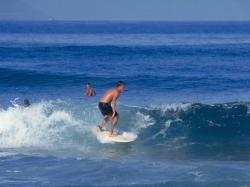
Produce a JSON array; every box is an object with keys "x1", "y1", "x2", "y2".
[{"x1": 0, "y1": 100, "x2": 250, "y2": 159}]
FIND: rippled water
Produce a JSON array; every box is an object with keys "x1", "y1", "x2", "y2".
[{"x1": 0, "y1": 21, "x2": 250, "y2": 186}]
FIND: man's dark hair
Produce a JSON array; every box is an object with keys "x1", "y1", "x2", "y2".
[{"x1": 116, "y1": 80, "x2": 125, "y2": 87}]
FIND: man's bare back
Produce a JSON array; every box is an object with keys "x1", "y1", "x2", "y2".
[{"x1": 100, "y1": 88, "x2": 120, "y2": 104}]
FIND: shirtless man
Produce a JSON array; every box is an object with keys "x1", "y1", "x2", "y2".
[
  {"x1": 98, "y1": 80, "x2": 125, "y2": 136},
  {"x1": 85, "y1": 83, "x2": 96, "y2": 97}
]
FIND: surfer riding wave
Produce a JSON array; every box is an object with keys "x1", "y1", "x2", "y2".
[{"x1": 98, "y1": 80, "x2": 125, "y2": 137}]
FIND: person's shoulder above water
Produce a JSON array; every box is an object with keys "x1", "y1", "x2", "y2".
[{"x1": 85, "y1": 83, "x2": 96, "y2": 97}]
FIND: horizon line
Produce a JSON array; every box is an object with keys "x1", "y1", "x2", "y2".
[{"x1": 1, "y1": 19, "x2": 250, "y2": 23}]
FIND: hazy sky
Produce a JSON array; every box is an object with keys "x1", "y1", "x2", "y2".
[{"x1": 1, "y1": 0, "x2": 250, "y2": 21}]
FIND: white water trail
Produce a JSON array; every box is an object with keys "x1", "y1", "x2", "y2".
[{"x1": 0, "y1": 101, "x2": 89, "y2": 150}]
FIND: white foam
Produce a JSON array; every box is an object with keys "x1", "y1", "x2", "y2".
[
  {"x1": 93, "y1": 129, "x2": 137, "y2": 144},
  {"x1": 10, "y1": 97, "x2": 20, "y2": 107},
  {"x1": 246, "y1": 103, "x2": 250, "y2": 114},
  {"x1": 0, "y1": 101, "x2": 88, "y2": 150},
  {"x1": 150, "y1": 103, "x2": 191, "y2": 113},
  {"x1": 91, "y1": 127, "x2": 113, "y2": 144},
  {"x1": 152, "y1": 120, "x2": 172, "y2": 139},
  {"x1": 0, "y1": 152, "x2": 17, "y2": 157},
  {"x1": 131, "y1": 111, "x2": 155, "y2": 133},
  {"x1": 5, "y1": 170, "x2": 21, "y2": 173},
  {"x1": 121, "y1": 132, "x2": 137, "y2": 140}
]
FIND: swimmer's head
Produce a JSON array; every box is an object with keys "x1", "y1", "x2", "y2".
[
  {"x1": 24, "y1": 99, "x2": 30, "y2": 107},
  {"x1": 86, "y1": 83, "x2": 92, "y2": 88}
]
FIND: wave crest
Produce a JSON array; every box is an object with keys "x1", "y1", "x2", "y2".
[{"x1": 0, "y1": 100, "x2": 250, "y2": 158}]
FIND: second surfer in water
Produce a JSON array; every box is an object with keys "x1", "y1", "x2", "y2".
[{"x1": 98, "y1": 80, "x2": 125, "y2": 136}]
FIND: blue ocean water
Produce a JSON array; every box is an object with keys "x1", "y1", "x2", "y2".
[{"x1": 0, "y1": 21, "x2": 250, "y2": 186}]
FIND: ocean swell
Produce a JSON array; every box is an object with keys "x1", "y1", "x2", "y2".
[{"x1": 0, "y1": 100, "x2": 250, "y2": 159}]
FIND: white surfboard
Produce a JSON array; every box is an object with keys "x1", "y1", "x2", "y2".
[{"x1": 96, "y1": 130, "x2": 137, "y2": 143}]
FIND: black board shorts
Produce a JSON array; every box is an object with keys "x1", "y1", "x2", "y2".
[{"x1": 98, "y1": 102, "x2": 118, "y2": 117}]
